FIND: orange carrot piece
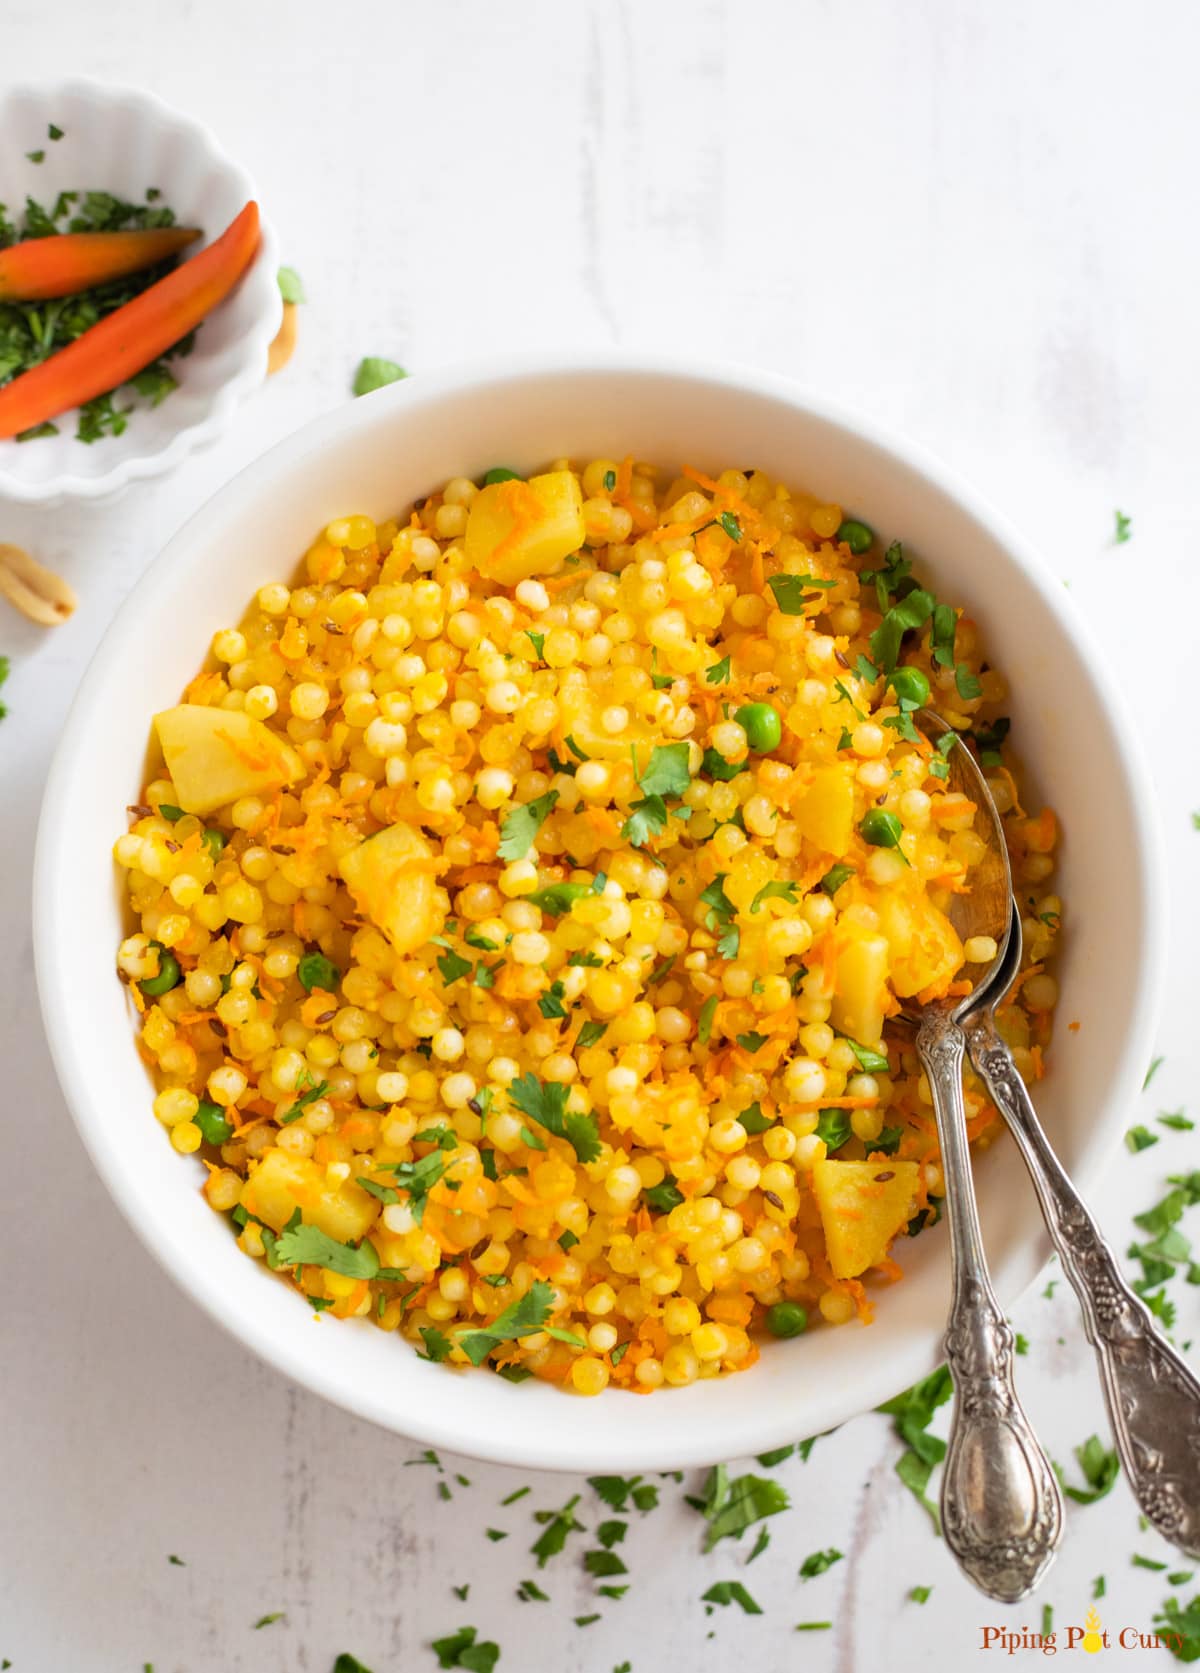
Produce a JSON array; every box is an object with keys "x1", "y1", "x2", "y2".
[
  {"x1": 0, "y1": 226, "x2": 201, "y2": 302},
  {"x1": 0, "y1": 202, "x2": 260, "y2": 440}
]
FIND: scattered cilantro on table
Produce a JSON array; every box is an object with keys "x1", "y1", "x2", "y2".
[
  {"x1": 876, "y1": 1366, "x2": 953, "y2": 1530},
  {"x1": 352, "y1": 356, "x2": 407, "y2": 396},
  {"x1": 1052, "y1": 1435, "x2": 1119, "y2": 1505}
]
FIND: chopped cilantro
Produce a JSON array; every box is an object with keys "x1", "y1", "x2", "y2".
[
  {"x1": 644, "y1": 1176, "x2": 684, "y2": 1213},
  {"x1": 507, "y1": 1072, "x2": 600, "y2": 1161},
  {"x1": 737, "y1": 1102, "x2": 774, "y2": 1136},
  {"x1": 584, "y1": 1549, "x2": 628, "y2": 1577},
  {"x1": 870, "y1": 587, "x2": 935, "y2": 675},
  {"x1": 374, "y1": 1148, "x2": 449, "y2": 1223},
  {"x1": 819, "y1": 863, "x2": 855, "y2": 896},
  {"x1": 1134, "y1": 1555, "x2": 1169, "y2": 1572},
  {"x1": 767, "y1": 573, "x2": 833, "y2": 614},
  {"x1": 1145, "y1": 1055, "x2": 1166, "y2": 1088},
  {"x1": 1127, "y1": 1125, "x2": 1159, "y2": 1152},
  {"x1": 719, "y1": 512, "x2": 741, "y2": 541},
  {"x1": 527, "y1": 881, "x2": 591, "y2": 916},
  {"x1": 635, "y1": 742, "x2": 691, "y2": 798},
  {"x1": 430, "y1": 1626, "x2": 500, "y2": 1673},
  {"x1": 498, "y1": 791, "x2": 559, "y2": 860},
  {"x1": 701, "y1": 1581, "x2": 762, "y2": 1615},
  {"x1": 297, "y1": 951, "x2": 340, "y2": 993},
  {"x1": 700, "y1": 746, "x2": 747, "y2": 782},
  {"x1": 799, "y1": 1548, "x2": 843, "y2": 1579},
  {"x1": 877, "y1": 1366, "x2": 953, "y2": 1530},
  {"x1": 697, "y1": 994, "x2": 719, "y2": 1045},
  {"x1": 525, "y1": 630, "x2": 545, "y2": 660},
  {"x1": 531, "y1": 1493, "x2": 584, "y2": 1566},
  {"x1": 274, "y1": 1220, "x2": 381, "y2": 1279},
  {"x1": 1054, "y1": 1435, "x2": 1119, "y2": 1504},
  {"x1": 516, "y1": 1579, "x2": 548, "y2": 1601},
  {"x1": 277, "y1": 266, "x2": 305, "y2": 303},
  {"x1": 279, "y1": 1076, "x2": 329, "y2": 1125},
  {"x1": 699, "y1": 1466, "x2": 789, "y2": 1549},
  {"x1": 1114, "y1": 509, "x2": 1132, "y2": 544},
  {"x1": 538, "y1": 981, "x2": 568, "y2": 1020},
  {"x1": 456, "y1": 1279, "x2": 555, "y2": 1366},
  {"x1": 814, "y1": 1108, "x2": 851, "y2": 1151},
  {"x1": 577, "y1": 1020, "x2": 608, "y2": 1049},
  {"x1": 352, "y1": 357, "x2": 407, "y2": 396},
  {"x1": 597, "y1": 1519, "x2": 627, "y2": 1548},
  {"x1": 253, "y1": 1613, "x2": 285, "y2": 1629},
  {"x1": 1159, "y1": 1111, "x2": 1194, "y2": 1131},
  {"x1": 706, "y1": 656, "x2": 731, "y2": 683},
  {"x1": 842, "y1": 1036, "x2": 889, "y2": 1073},
  {"x1": 750, "y1": 879, "x2": 800, "y2": 914},
  {"x1": 910, "y1": 1585, "x2": 932, "y2": 1604},
  {"x1": 437, "y1": 949, "x2": 474, "y2": 986}
]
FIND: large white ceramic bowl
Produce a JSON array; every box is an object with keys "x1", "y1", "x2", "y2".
[
  {"x1": 0, "y1": 80, "x2": 280, "y2": 506},
  {"x1": 33, "y1": 357, "x2": 1165, "y2": 1470}
]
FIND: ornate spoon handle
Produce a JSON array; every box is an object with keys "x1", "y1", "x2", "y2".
[
  {"x1": 966, "y1": 1008, "x2": 1200, "y2": 1559},
  {"x1": 917, "y1": 1008, "x2": 1063, "y2": 1601}
]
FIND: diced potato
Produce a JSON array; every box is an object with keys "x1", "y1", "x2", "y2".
[
  {"x1": 154, "y1": 704, "x2": 304, "y2": 817},
  {"x1": 338, "y1": 821, "x2": 442, "y2": 953},
  {"x1": 830, "y1": 931, "x2": 890, "y2": 1046},
  {"x1": 877, "y1": 893, "x2": 964, "y2": 998},
  {"x1": 464, "y1": 470, "x2": 585, "y2": 585},
  {"x1": 812, "y1": 1158, "x2": 921, "y2": 1278},
  {"x1": 242, "y1": 1147, "x2": 379, "y2": 1243},
  {"x1": 557, "y1": 684, "x2": 666, "y2": 763},
  {"x1": 793, "y1": 764, "x2": 854, "y2": 857}
]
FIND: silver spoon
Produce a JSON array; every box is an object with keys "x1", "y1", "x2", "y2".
[
  {"x1": 949, "y1": 732, "x2": 1200, "y2": 1559},
  {"x1": 900, "y1": 713, "x2": 1063, "y2": 1602}
]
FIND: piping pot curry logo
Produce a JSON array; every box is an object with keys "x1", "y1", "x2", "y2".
[{"x1": 981, "y1": 1602, "x2": 1192, "y2": 1654}]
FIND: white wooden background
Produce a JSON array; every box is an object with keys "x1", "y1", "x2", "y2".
[{"x1": 2, "y1": 3, "x2": 1199, "y2": 1669}]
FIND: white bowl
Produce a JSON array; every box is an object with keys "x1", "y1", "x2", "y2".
[
  {"x1": 0, "y1": 79, "x2": 280, "y2": 506},
  {"x1": 33, "y1": 356, "x2": 1166, "y2": 1470}
]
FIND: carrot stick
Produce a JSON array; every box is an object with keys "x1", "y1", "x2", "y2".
[
  {"x1": 0, "y1": 227, "x2": 201, "y2": 302},
  {"x1": 0, "y1": 202, "x2": 260, "y2": 440}
]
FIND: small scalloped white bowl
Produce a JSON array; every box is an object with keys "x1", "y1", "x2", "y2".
[
  {"x1": 33, "y1": 356, "x2": 1166, "y2": 1471},
  {"x1": 0, "y1": 80, "x2": 280, "y2": 506}
]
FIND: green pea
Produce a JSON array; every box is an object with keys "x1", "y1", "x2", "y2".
[
  {"x1": 139, "y1": 942, "x2": 181, "y2": 998},
  {"x1": 194, "y1": 1100, "x2": 234, "y2": 1146},
  {"x1": 201, "y1": 828, "x2": 226, "y2": 861},
  {"x1": 860, "y1": 809, "x2": 904, "y2": 848},
  {"x1": 735, "y1": 702, "x2": 782, "y2": 753},
  {"x1": 298, "y1": 951, "x2": 341, "y2": 994},
  {"x1": 835, "y1": 518, "x2": 874, "y2": 555},
  {"x1": 765, "y1": 1301, "x2": 808, "y2": 1338},
  {"x1": 888, "y1": 666, "x2": 930, "y2": 709},
  {"x1": 483, "y1": 467, "x2": 522, "y2": 485}
]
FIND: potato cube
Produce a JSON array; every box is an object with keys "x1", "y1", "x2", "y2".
[
  {"x1": 154, "y1": 704, "x2": 304, "y2": 816},
  {"x1": 338, "y1": 822, "x2": 442, "y2": 954},
  {"x1": 812, "y1": 1158, "x2": 921, "y2": 1278},
  {"x1": 830, "y1": 931, "x2": 890, "y2": 1046},
  {"x1": 793, "y1": 765, "x2": 854, "y2": 857},
  {"x1": 242, "y1": 1147, "x2": 379, "y2": 1243},
  {"x1": 464, "y1": 470, "x2": 585, "y2": 585}
]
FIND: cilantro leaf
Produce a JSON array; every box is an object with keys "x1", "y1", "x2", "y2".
[
  {"x1": 274, "y1": 1221, "x2": 380, "y2": 1279},
  {"x1": 430, "y1": 1626, "x2": 500, "y2": 1673},
  {"x1": 376, "y1": 1148, "x2": 449, "y2": 1223},
  {"x1": 737, "y1": 1102, "x2": 774, "y2": 1135},
  {"x1": 297, "y1": 951, "x2": 340, "y2": 993},
  {"x1": 701, "y1": 1581, "x2": 762, "y2": 1615},
  {"x1": 706, "y1": 656, "x2": 731, "y2": 683},
  {"x1": 700, "y1": 746, "x2": 747, "y2": 782},
  {"x1": 527, "y1": 882, "x2": 591, "y2": 916},
  {"x1": 1127, "y1": 1125, "x2": 1160, "y2": 1153},
  {"x1": 750, "y1": 879, "x2": 799, "y2": 913},
  {"x1": 719, "y1": 511, "x2": 741, "y2": 541},
  {"x1": 277, "y1": 265, "x2": 306, "y2": 303},
  {"x1": 819, "y1": 863, "x2": 855, "y2": 897},
  {"x1": 1114, "y1": 509, "x2": 1132, "y2": 544},
  {"x1": 870, "y1": 587, "x2": 935, "y2": 675},
  {"x1": 815, "y1": 1108, "x2": 851, "y2": 1150},
  {"x1": 279, "y1": 1077, "x2": 329, "y2": 1125},
  {"x1": 621, "y1": 794, "x2": 668, "y2": 848},
  {"x1": 526, "y1": 630, "x2": 545, "y2": 660},
  {"x1": 700, "y1": 1469, "x2": 790, "y2": 1549},
  {"x1": 352, "y1": 357, "x2": 407, "y2": 396},
  {"x1": 877, "y1": 1366, "x2": 954, "y2": 1529},
  {"x1": 576, "y1": 1020, "x2": 608, "y2": 1049},
  {"x1": 767, "y1": 573, "x2": 832, "y2": 615},
  {"x1": 1054, "y1": 1435, "x2": 1119, "y2": 1505},
  {"x1": 699, "y1": 875, "x2": 736, "y2": 929},
  {"x1": 799, "y1": 1547, "x2": 843, "y2": 1579},
  {"x1": 498, "y1": 791, "x2": 559, "y2": 860},
  {"x1": 644, "y1": 1176, "x2": 684, "y2": 1214},
  {"x1": 507, "y1": 1072, "x2": 601, "y2": 1162},
  {"x1": 437, "y1": 949, "x2": 474, "y2": 986},
  {"x1": 698, "y1": 994, "x2": 718, "y2": 1045},
  {"x1": 530, "y1": 1492, "x2": 584, "y2": 1566},
  {"x1": 455, "y1": 1279, "x2": 556, "y2": 1367},
  {"x1": 418, "y1": 1326, "x2": 453, "y2": 1362},
  {"x1": 636, "y1": 742, "x2": 691, "y2": 798},
  {"x1": 842, "y1": 1036, "x2": 889, "y2": 1073}
]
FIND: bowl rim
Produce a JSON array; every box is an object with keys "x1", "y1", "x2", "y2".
[
  {"x1": 0, "y1": 76, "x2": 281, "y2": 505},
  {"x1": 33, "y1": 352, "x2": 1168, "y2": 1467}
]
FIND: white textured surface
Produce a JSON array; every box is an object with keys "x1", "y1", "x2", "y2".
[{"x1": 2, "y1": 4, "x2": 1198, "y2": 1670}]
